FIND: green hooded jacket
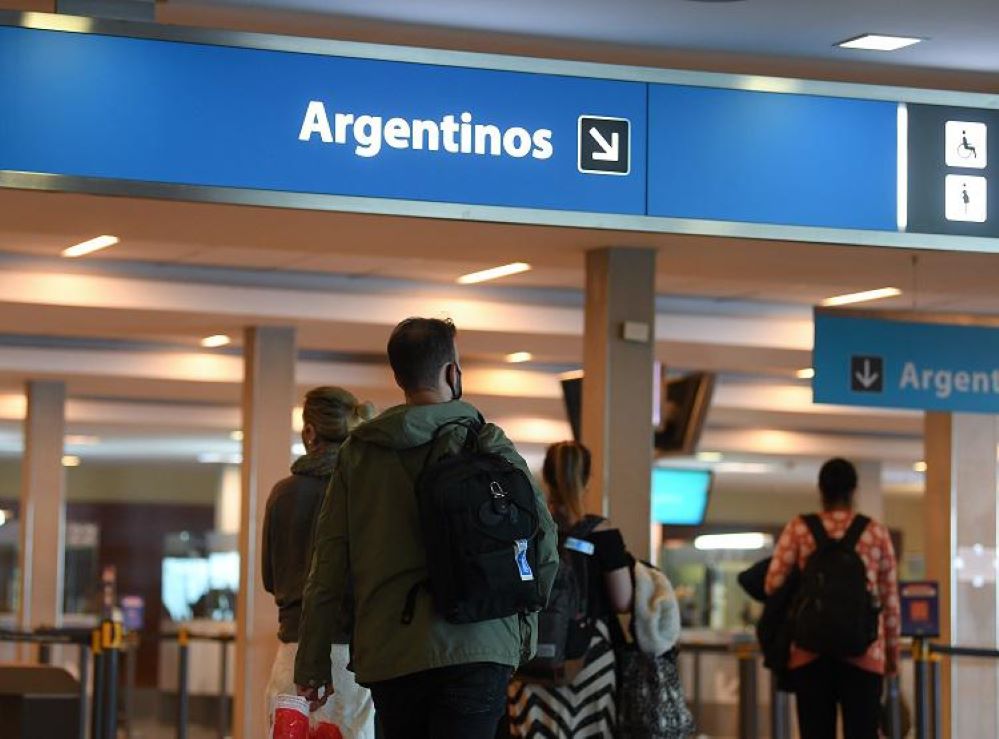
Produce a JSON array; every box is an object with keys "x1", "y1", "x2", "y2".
[{"x1": 294, "y1": 400, "x2": 559, "y2": 686}]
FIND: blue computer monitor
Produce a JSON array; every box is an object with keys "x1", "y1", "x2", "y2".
[{"x1": 651, "y1": 467, "x2": 712, "y2": 525}]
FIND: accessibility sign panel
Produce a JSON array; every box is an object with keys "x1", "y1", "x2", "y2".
[
  {"x1": 0, "y1": 25, "x2": 647, "y2": 216},
  {"x1": 814, "y1": 311, "x2": 999, "y2": 413}
]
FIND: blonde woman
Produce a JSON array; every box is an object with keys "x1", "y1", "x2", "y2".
[
  {"x1": 262, "y1": 387, "x2": 376, "y2": 738},
  {"x1": 507, "y1": 441, "x2": 633, "y2": 737}
]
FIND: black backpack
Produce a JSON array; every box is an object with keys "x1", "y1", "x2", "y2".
[
  {"x1": 518, "y1": 515, "x2": 603, "y2": 685},
  {"x1": 402, "y1": 419, "x2": 547, "y2": 625},
  {"x1": 791, "y1": 514, "x2": 880, "y2": 658}
]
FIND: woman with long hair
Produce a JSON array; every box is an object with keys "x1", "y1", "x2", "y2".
[
  {"x1": 507, "y1": 441, "x2": 633, "y2": 737},
  {"x1": 262, "y1": 386, "x2": 377, "y2": 737}
]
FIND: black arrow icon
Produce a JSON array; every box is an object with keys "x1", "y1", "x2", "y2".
[{"x1": 851, "y1": 355, "x2": 884, "y2": 393}]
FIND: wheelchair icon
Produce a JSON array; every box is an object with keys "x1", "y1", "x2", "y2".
[{"x1": 956, "y1": 131, "x2": 978, "y2": 160}]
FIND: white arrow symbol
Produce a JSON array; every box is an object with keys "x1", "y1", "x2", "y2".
[
  {"x1": 589, "y1": 127, "x2": 619, "y2": 161},
  {"x1": 855, "y1": 359, "x2": 880, "y2": 389}
]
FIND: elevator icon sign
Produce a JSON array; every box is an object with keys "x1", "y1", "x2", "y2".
[
  {"x1": 945, "y1": 121, "x2": 987, "y2": 169},
  {"x1": 578, "y1": 116, "x2": 631, "y2": 175}
]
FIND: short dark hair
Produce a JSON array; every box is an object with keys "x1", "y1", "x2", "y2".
[
  {"x1": 387, "y1": 318, "x2": 458, "y2": 392},
  {"x1": 818, "y1": 457, "x2": 858, "y2": 508}
]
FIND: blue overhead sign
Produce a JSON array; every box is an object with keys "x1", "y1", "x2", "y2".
[
  {"x1": 647, "y1": 85, "x2": 898, "y2": 231},
  {"x1": 0, "y1": 26, "x2": 647, "y2": 215},
  {"x1": 813, "y1": 311, "x2": 999, "y2": 413}
]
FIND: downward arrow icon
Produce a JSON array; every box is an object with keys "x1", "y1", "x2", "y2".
[
  {"x1": 589, "y1": 127, "x2": 620, "y2": 161},
  {"x1": 854, "y1": 359, "x2": 880, "y2": 389}
]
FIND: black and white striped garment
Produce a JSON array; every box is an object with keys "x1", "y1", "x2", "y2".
[{"x1": 508, "y1": 619, "x2": 617, "y2": 738}]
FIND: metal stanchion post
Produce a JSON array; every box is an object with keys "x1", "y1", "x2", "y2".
[
  {"x1": 885, "y1": 674, "x2": 903, "y2": 739},
  {"x1": 91, "y1": 630, "x2": 105, "y2": 739},
  {"x1": 769, "y1": 671, "x2": 791, "y2": 739},
  {"x1": 124, "y1": 635, "x2": 137, "y2": 739},
  {"x1": 177, "y1": 628, "x2": 190, "y2": 739},
  {"x1": 692, "y1": 650, "x2": 702, "y2": 728},
  {"x1": 217, "y1": 638, "x2": 229, "y2": 739},
  {"x1": 931, "y1": 655, "x2": 942, "y2": 739},
  {"x1": 914, "y1": 638, "x2": 933, "y2": 739},
  {"x1": 78, "y1": 641, "x2": 91, "y2": 739},
  {"x1": 737, "y1": 647, "x2": 759, "y2": 739},
  {"x1": 102, "y1": 621, "x2": 123, "y2": 739},
  {"x1": 39, "y1": 642, "x2": 52, "y2": 665}
]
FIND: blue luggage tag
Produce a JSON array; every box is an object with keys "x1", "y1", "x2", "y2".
[
  {"x1": 564, "y1": 537, "x2": 595, "y2": 555},
  {"x1": 514, "y1": 539, "x2": 534, "y2": 581}
]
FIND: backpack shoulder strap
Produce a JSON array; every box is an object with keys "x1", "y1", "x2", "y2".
[
  {"x1": 573, "y1": 514, "x2": 605, "y2": 538},
  {"x1": 801, "y1": 514, "x2": 829, "y2": 547},
  {"x1": 841, "y1": 514, "x2": 871, "y2": 550}
]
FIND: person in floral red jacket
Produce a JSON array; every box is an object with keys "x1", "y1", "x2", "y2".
[{"x1": 765, "y1": 458, "x2": 900, "y2": 739}]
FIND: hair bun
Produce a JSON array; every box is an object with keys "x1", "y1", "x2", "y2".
[{"x1": 353, "y1": 401, "x2": 377, "y2": 424}]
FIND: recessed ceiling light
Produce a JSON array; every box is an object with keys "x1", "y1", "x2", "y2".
[
  {"x1": 696, "y1": 451, "x2": 724, "y2": 462},
  {"x1": 505, "y1": 352, "x2": 533, "y2": 364},
  {"x1": 61, "y1": 235, "x2": 119, "y2": 258},
  {"x1": 820, "y1": 287, "x2": 902, "y2": 307},
  {"x1": 796, "y1": 368, "x2": 816, "y2": 380},
  {"x1": 457, "y1": 262, "x2": 531, "y2": 285},
  {"x1": 200, "y1": 334, "x2": 232, "y2": 348},
  {"x1": 836, "y1": 34, "x2": 922, "y2": 52},
  {"x1": 913, "y1": 461, "x2": 928, "y2": 473},
  {"x1": 62, "y1": 455, "x2": 81, "y2": 467}
]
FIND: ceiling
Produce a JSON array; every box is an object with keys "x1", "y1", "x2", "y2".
[{"x1": 168, "y1": 0, "x2": 999, "y2": 75}]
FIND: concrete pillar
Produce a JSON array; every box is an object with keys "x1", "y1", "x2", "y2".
[
  {"x1": 17, "y1": 381, "x2": 67, "y2": 631},
  {"x1": 581, "y1": 247, "x2": 656, "y2": 561},
  {"x1": 854, "y1": 460, "x2": 884, "y2": 520},
  {"x1": 924, "y1": 412, "x2": 999, "y2": 739},
  {"x1": 234, "y1": 327, "x2": 296, "y2": 739}
]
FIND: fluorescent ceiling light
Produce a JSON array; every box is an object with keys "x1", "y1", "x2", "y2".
[
  {"x1": 913, "y1": 461, "x2": 928, "y2": 473},
  {"x1": 61, "y1": 235, "x2": 119, "y2": 258},
  {"x1": 695, "y1": 532, "x2": 774, "y2": 551},
  {"x1": 457, "y1": 262, "x2": 531, "y2": 285},
  {"x1": 796, "y1": 368, "x2": 816, "y2": 380},
  {"x1": 820, "y1": 287, "x2": 902, "y2": 307},
  {"x1": 837, "y1": 34, "x2": 922, "y2": 52},
  {"x1": 200, "y1": 334, "x2": 232, "y2": 348},
  {"x1": 62, "y1": 455, "x2": 81, "y2": 467},
  {"x1": 696, "y1": 451, "x2": 723, "y2": 463},
  {"x1": 505, "y1": 352, "x2": 533, "y2": 364},
  {"x1": 65, "y1": 434, "x2": 99, "y2": 445}
]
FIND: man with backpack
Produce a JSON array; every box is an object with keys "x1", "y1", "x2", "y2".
[
  {"x1": 765, "y1": 458, "x2": 901, "y2": 739},
  {"x1": 294, "y1": 317, "x2": 559, "y2": 739}
]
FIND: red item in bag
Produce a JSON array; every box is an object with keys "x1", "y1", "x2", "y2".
[
  {"x1": 272, "y1": 695, "x2": 310, "y2": 739},
  {"x1": 310, "y1": 722, "x2": 344, "y2": 739}
]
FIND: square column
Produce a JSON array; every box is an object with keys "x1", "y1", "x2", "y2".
[
  {"x1": 582, "y1": 247, "x2": 656, "y2": 560},
  {"x1": 924, "y1": 412, "x2": 999, "y2": 739},
  {"x1": 234, "y1": 327, "x2": 296, "y2": 739},
  {"x1": 17, "y1": 380, "x2": 67, "y2": 631}
]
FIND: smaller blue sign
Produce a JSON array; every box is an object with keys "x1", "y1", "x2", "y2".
[
  {"x1": 814, "y1": 312, "x2": 999, "y2": 413},
  {"x1": 899, "y1": 581, "x2": 940, "y2": 638}
]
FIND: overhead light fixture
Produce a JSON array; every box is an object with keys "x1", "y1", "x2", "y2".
[
  {"x1": 229, "y1": 430, "x2": 244, "y2": 441},
  {"x1": 820, "y1": 287, "x2": 902, "y2": 307},
  {"x1": 505, "y1": 352, "x2": 533, "y2": 364},
  {"x1": 695, "y1": 532, "x2": 774, "y2": 551},
  {"x1": 457, "y1": 262, "x2": 531, "y2": 285},
  {"x1": 65, "y1": 434, "x2": 99, "y2": 445},
  {"x1": 61, "y1": 235, "x2": 120, "y2": 258},
  {"x1": 796, "y1": 368, "x2": 816, "y2": 380},
  {"x1": 200, "y1": 334, "x2": 232, "y2": 348},
  {"x1": 696, "y1": 451, "x2": 723, "y2": 463},
  {"x1": 837, "y1": 34, "x2": 922, "y2": 52},
  {"x1": 62, "y1": 455, "x2": 81, "y2": 467},
  {"x1": 913, "y1": 461, "x2": 928, "y2": 473}
]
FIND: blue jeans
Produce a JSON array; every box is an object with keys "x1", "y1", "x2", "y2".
[{"x1": 369, "y1": 662, "x2": 511, "y2": 739}]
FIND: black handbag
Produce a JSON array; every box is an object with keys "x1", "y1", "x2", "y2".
[{"x1": 616, "y1": 645, "x2": 696, "y2": 739}]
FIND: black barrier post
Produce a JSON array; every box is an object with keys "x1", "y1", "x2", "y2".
[
  {"x1": 737, "y1": 646, "x2": 758, "y2": 739},
  {"x1": 39, "y1": 642, "x2": 52, "y2": 665},
  {"x1": 177, "y1": 628, "x2": 190, "y2": 739},
  {"x1": 218, "y1": 638, "x2": 229, "y2": 739},
  {"x1": 914, "y1": 638, "x2": 933, "y2": 739},
  {"x1": 78, "y1": 642, "x2": 91, "y2": 739},
  {"x1": 91, "y1": 629, "x2": 105, "y2": 739},
  {"x1": 691, "y1": 650, "x2": 702, "y2": 728},
  {"x1": 769, "y1": 673, "x2": 791, "y2": 739},
  {"x1": 931, "y1": 656, "x2": 942, "y2": 739},
  {"x1": 102, "y1": 621, "x2": 122, "y2": 739},
  {"x1": 123, "y1": 635, "x2": 137, "y2": 739}
]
